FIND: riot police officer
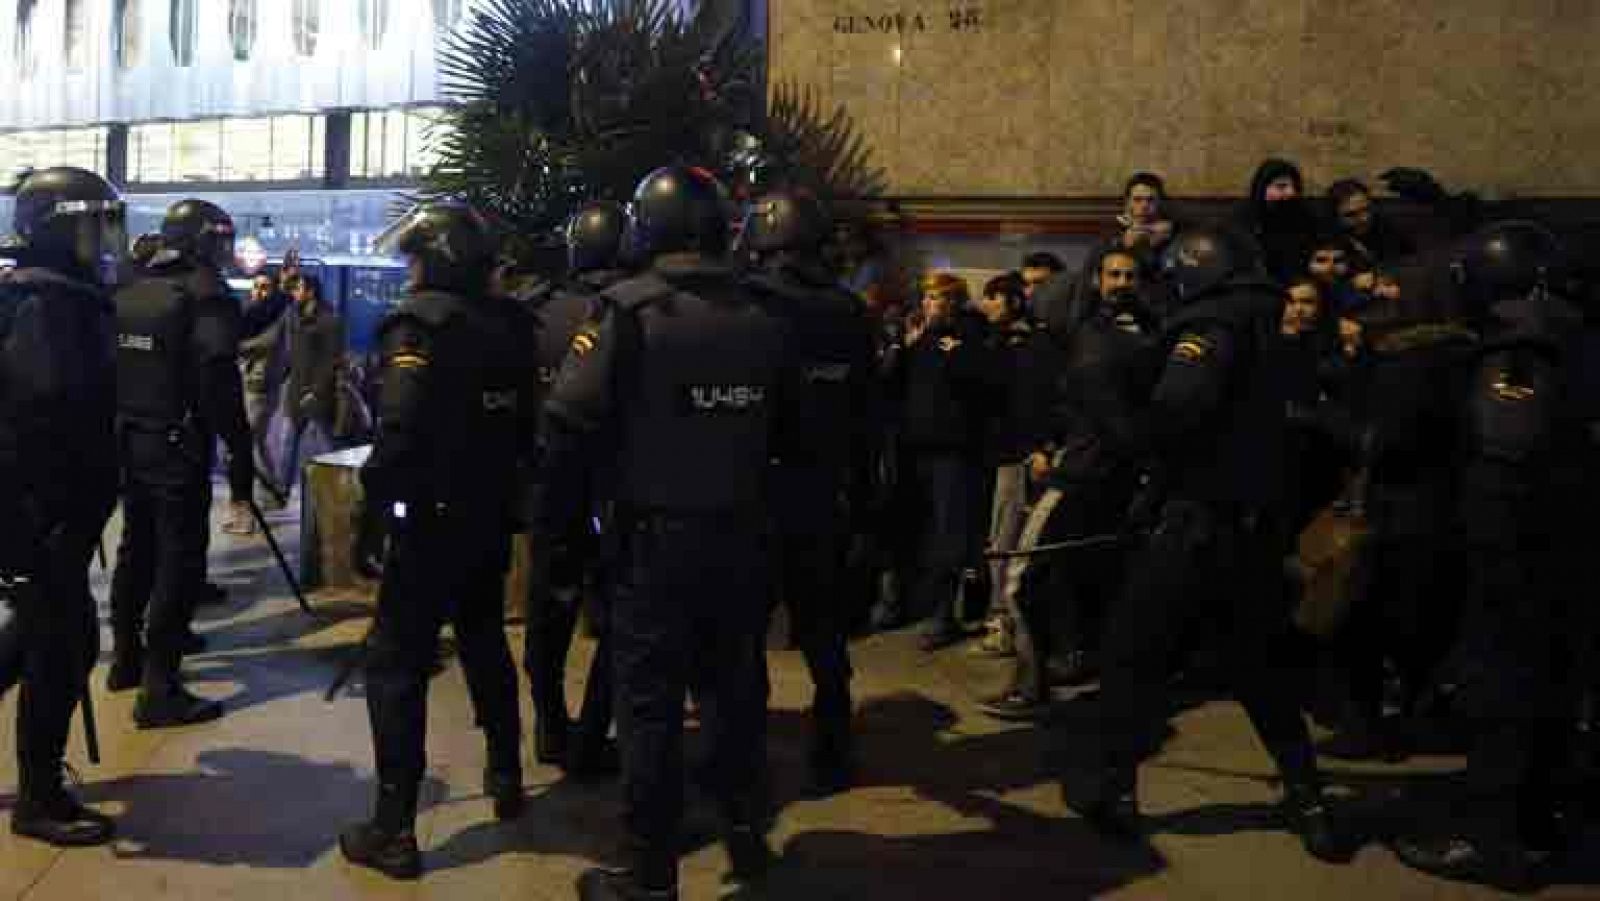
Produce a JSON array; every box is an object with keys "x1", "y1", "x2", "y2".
[
  {"x1": 1390, "y1": 223, "x2": 1590, "y2": 890},
  {"x1": 740, "y1": 189, "x2": 873, "y2": 791},
  {"x1": 543, "y1": 167, "x2": 796, "y2": 900},
  {"x1": 1070, "y1": 228, "x2": 1344, "y2": 862},
  {"x1": 521, "y1": 201, "x2": 628, "y2": 777},
  {"x1": 106, "y1": 199, "x2": 251, "y2": 729},
  {"x1": 339, "y1": 203, "x2": 538, "y2": 880},
  {"x1": 0, "y1": 166, "x2": 124, "y2": 845}
]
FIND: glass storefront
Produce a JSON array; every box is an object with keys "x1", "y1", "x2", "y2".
[
  {"x1": 0, "y1": 126, "x2": 108, "y2": 178},
  {"x1": 350, "y1": 106, "x2": 447, "y2": 181},
  {"x1": 129, "y1": 115, "x2": 326, "y2": 184}
]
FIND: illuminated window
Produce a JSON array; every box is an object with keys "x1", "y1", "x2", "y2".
[
  {"x1": 293, "y1": 0, "x2": 321, "y2": 57},
  {"x1": 350, "y1": 107, "x2": 450, "y2": 180},
  {"x1": 359, "y1": 0, "x2": 390, "y2": 51},
  {"x1": 64, "y1": 0, "x2": 87, "y2": 71},
  {"x1": 432, "y1": 0, "x2": 462, "y2": 32},
  {"x1": 229, "y1": 0, "x2": 257, "y2": 62},
  {"x1": 132, "y1": 116, "x2": 326, "y2": 184},
  {"x1": 170, "y1": 0, "x2": 197, "y2": 67},
  {"x1": 16, "y1": 0, "x2": 38, "y2": 80},
  {"x1": 0, "y1": 128, "x2": 108, "y2": 176},
  {"x1": 115, "y1": 0, "x2": 144, "y2": 70}
]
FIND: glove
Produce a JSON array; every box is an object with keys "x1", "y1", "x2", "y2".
[
  {"x1": 1379, "y1": 167, "x2": 1448, "y2": 205},
  {"x1": 226, "y1": 449, "x2": 254, "y2": 504}
]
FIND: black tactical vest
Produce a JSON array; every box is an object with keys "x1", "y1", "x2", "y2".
[
  {"x1": 112, "y1": 273, "x2": 197, "y2": 424},
  {"x1": 386, "y1": 289, "x2": 537, "y2": 508},
  {"x1": 604, "y1": 269, "x2": 788, "y2": 513},
  {"x1": 1157, "y1": 278, "x2": 1286, "y2": 508},
  {"x1": 742, "y1": 265, "x2": 865, "y2": 471}
]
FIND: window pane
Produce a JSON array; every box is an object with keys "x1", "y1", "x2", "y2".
[
  {"x1": 116, "y1": 0, "x2": 145, "y2": 69},
  {"x1": 130, "y1": 123, "x2": 174, "y2": 182},
  {"x1": 270, "y1": 115, "x2": 310, "y2": 180},
  {"x1": 65, "y1": 0, "x2": 88, "y2": 71},
  {"x1": 222, "y1": 117, "x2": 274, "y2": 181},
  {"x1": 0, "y1": 128, "x2": 108, "y2": 176},
  {"x1": 381, "y1": 109, "x2": 406, "y2": 178},
  {"x1": 170, "y1": 0, "x2": 197, "y2": 67},
  {"x1": 174, "y1": 120, "x2": 221, "y2": 182},
  {"x1": 350, "y1": 113, "x2": 369, "y2": 178},
  {"x1": 229, "y1": 0, "x2": 257, "y2": 62},
  {"x1": 16, "y1": 0, "x2": 38, "y2": 80}
]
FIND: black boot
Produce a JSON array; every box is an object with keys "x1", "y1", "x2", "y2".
[
  {"x1": 1390, "y1": 833, "x2": 1545, "y2": 892},
  {"x1": 808, "y1": 715, "x2": 855, "y2": 795},
  {"x1": 723, "y1": 823, "x2": 772, "y2": 883},
  {"x1": 339, "y1": 822, "x2": 422, "y2": 880},
  {"x1": 483, "y1": 767, "x2": 524, "y2": 821},
  {"x1": 340, "y1": 782, "x2": 422, "y2": 880},
  {"x1": 106, "y1": 641, "x2": 143, "y2": 693},
  {"x1": 134, "y1": 662, "x2": 224, "y2": 729},
  {"x1": 576, "y1": 867, "x2": 678, "y2": 901},
  {"x1": 1067, "y1": 774, "x2": 1141, "y2": 841},
  {"x1": 535, "y1": 714, "x2": 571, "y2": 768},
  {"x1": 1283, "y1": 784, "x2": 1349, "y2": 864},
  {"x1": 12, "y1": 787, "x2": 115, "y2": 847}
]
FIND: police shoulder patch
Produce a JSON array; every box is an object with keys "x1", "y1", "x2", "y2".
[
  {"x1": 388, "y1": 350, "x2": 430, "y2": 370},
  {"x1": 570, "y1": 327, "x2": 599, "y2": 357},
  {"x1": 1170, "y1": 332, "x2": 1214, "y2": 364}
]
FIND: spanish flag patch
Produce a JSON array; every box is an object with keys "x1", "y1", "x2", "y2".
[
  {"x1": 389, "y1": 351, "x2": 430, "y2": 370},
  {"x1": 1170, "y1": 333, "x2": 1213, "y2": 363},
  {"x1": 571, "y1": 329, "x2": 598, "y2": 356}
]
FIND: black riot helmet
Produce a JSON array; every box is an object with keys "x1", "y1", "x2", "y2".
[
  {"x1": 566, "y1": 201, "x2": 626, "y2": 273},
  {"x1": 376, "y1": 201, "x2": 497, "y2": 293},
  {"x1": 11, "y1": 166, "x2": 128, "y2": 285},
  {"x1": 628, "y1": 166, "x2": 733, "y2": 259},
  {"x1": 160, "y1": 199, "x2": 236, "y2": 269},
  {"x1": 1159, "y1": 227, "x2": 1241, "y2": 303},
  {"x1": 739, "y1": 189, "x2": 831, "y2": 257},
  {"x1": 1456, "y1": 220, "x2": 1563, "y2": 307}
]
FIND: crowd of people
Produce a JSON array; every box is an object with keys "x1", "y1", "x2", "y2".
[{"x1": 0, "y1": 155, "x2": 1596, "y2": 901}]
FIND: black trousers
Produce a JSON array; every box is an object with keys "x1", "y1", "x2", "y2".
[
  {"x1": 523, "y1": 525, "x2": 612, "y2": 748},
  {"x1": 109, "y1": 453, "x2": 211, "y2": 677},
  {"x1": 610, "y1": 513, "x2": 770, "y2": 882},
  {"x1": 1450, "y1": 543, "x2": 1573, "y2": 843},
  {"x1": 909, "y1": 452, "x2": 986, "y2": 629},
  {"x1": 364, "y1": 513, "x2": 521, "y2": 823},
  {"x1": 1, "y1": 516, "x2": 103, "y2": 801},
  {"x1": 772, "y1": 468, "x2": 853, "y2": 729},
  {"x1": 1097, "y1": 500, "x2": 1318, "y2": 793}
]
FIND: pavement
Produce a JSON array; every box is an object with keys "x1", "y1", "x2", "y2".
[{"x1": 1, "y1": 492, "x2": 1597, "y2": 900}]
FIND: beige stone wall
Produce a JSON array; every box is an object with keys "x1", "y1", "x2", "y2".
[{"x1": 769, "y1": 0, "x2": 1600, "y2": 198}]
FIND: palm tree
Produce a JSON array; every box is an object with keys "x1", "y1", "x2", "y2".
[{"x1": 419, "y1": 0, "x2": 884, "y2": 263}]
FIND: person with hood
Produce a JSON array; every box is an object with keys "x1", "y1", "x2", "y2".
[{"x1": 1232, "y1": 158, "x2": 1320, "y2": 286}]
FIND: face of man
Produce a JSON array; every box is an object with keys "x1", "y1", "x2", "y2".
[
  {"x1": 1281, "y1": 282, "x2": 1322, "y2": 335},
  {"x1": 1309, "y1": 247, "x2": 1349, "y2": 284},
  {"x1": 1337, "y1": 191, "x2": 1374, "y2": 237},
  {"x1": 1126, "y1": 185, "x2": 1161, "y2": 224},
  {"x1": 1096, "y1": 253, "x2": 1140, "y2": 299},
  {"x1": 1264, "y1": 176, "x2": 1299, "y2": 203},
  {"x1": 1021, "y1": 266, "x2": 1055, "y2": 298},
  {"x1": 921, "y1": 289, "x2": 955, "y2": 324},
  {"x1": 978, "y1": 292, "x2": 1014, "y2": 325},
  {"x1": 250, "y1": 275, "x2": 273, "y2": 303}
]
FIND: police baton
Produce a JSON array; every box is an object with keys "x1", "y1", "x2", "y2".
[
  {"x1": 80, "y1": 675, "x2": 101, "y2": 765},
  {"x1": 983, "y1": 533, "x2": 1125, "y2": 560},
  {"x1": 245, "y1": 495, "x2": 315, "y2": 617}
]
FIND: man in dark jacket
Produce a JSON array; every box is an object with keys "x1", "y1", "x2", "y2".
[
  {"x1": 0, "y1": 167, "x2": 124, "y2": 846},
  {"x1": 893, "y1": 273, "x2": 995, "y2": 649},
  {"x1": 1070, "y1": 228, "x2": 1344, "y2": 864},
  {"x1": 107, "y1": 198, "x2": 251, "y2": 728},
  {"x1": 280, "y1": 272, "x2": 344, "y2": 490}
]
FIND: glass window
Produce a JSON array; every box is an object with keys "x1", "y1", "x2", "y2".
[
  {"x1": 229, "y1": 0, "x2": 257, "y2": 62},
  {"x1": 0, "y1": 128, "x2": 108, "y2": 176},
  {"x1": 293, "y1": 0, "x2": 320, "y2": 57},
  {"x1": 170, "y1": 0, "x2": 197, "y2": 67},
  {"x1": 115, "y1": 0, "x2": 145, "y2": 70},
  {"x1": 16, "y1": 0, "x2": 38, "y2": 80},
  {"x1": 359, "y1": 0, "x2": 389, "y2": 51},
  {"x1": 349, "y1": 107, "x2": 450, "y2": 180},
  {"x1": 432, "y1": 0, "x2": 462, "y2": 33},
  {"x1": 64, "y1": 0, "x2": 88, "y2": 71},
  {"x1": 134, "y1": 116, "x2": 325, "y2": 184}
]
